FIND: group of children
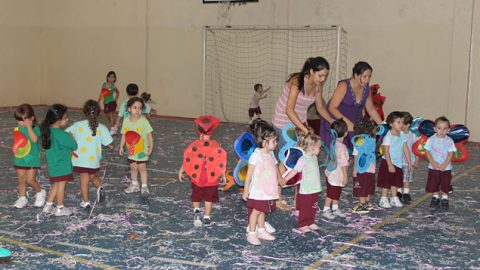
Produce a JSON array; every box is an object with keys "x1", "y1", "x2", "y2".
[{"x1": 12, "y1": 71, "x2": 154, "y2": 216}]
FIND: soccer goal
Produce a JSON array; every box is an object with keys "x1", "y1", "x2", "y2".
[{"x1": 203, "y1": 25, "x2": 348, "y2": 123}]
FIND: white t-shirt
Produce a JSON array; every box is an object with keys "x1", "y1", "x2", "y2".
[
  {"x1": 424, "y1": 134, "x2": 456, "y2": 170},
  {"x1": 248, "y1": 148, "x2": 279, "y2": 200}
]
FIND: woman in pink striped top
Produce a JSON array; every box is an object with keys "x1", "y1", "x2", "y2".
[{"x1": 272, "y1": 57, "x2": 334, "y2": 149}]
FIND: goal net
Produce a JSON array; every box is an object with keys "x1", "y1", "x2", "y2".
[{"x1": 203, "y1": 25, "x2": 347, "y2": 123}]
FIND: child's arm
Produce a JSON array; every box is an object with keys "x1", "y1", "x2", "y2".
[
  {"x1": 352, "y1": 155, "x2": 357, "y2": 177},
  {"x1": 342, "y1": 165, "x2": 348, "y2": 186},
  {"x1": 403, "y1": 142, "x2": 412, "y2": 171},
  {"x1": 277, "y1": 166, "x2": 286, "y2": 186},
  {"x1": 147, "y1": 133, "x2": 153, "y2": 156},
  {"x1": 114, "y1": 86, "x2": 120, "y2": 102},
  {"x1": 24, "y1": 118, "x2": 38, "y2": 143},
  {"x1": 383, "y1": 145, "x2": 396, "y2": 173},
  {"x1": 178, "y1": 165, "x2": 185, "y2": 182},
  {"x1": 119, "y1": 133, "x2": 125, "y2": 156},
  {"x1": 242, "y1": 164, "x2": 255, "y2": 201},
  {"x1": 261, "y1": 86, "x2": 271, "y2": 94},
  {"x1": 425, "y1": 150, "x2": 439, "y2": 170},
  {"x1": 259, "y1": 94, "x2": 268, "y2": 100},
  {"x1": 114, "y1": 116, "x2": 122, "y2": 129},
  {"x1": 439, "y1": 152, "x2": 454, "y2": 172}
]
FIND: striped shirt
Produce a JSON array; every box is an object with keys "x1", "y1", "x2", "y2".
[{"x1": 272, "y1": 82, "x2": 316, "y2": 129}]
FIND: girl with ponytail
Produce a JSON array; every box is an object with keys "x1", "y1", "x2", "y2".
[
  {"x1": 66, "y1": 100, "x2": 113, "y2": 209},
  {"x1": 40, "y1": 104, "x2": 78, "y2": 216}
]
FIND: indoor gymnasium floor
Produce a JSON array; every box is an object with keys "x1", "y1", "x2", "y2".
[{"x1": 0, "y1": 107, "x2": 479, "y2": 269}]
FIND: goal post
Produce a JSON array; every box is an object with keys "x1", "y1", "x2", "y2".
[{"x1": 203, "y1": 25, "x2": 347, "y2": 123}]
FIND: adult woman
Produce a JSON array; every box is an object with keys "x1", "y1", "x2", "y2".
[
  {"x1": 320, "y1": 61, "x2": 383, "y2": 151},
  {"x1": 272, "y1": 57, "x2": 334, "y2": 149}
]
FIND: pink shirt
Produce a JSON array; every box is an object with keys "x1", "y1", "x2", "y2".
[
  {"x1": 325, "y1": 141, "x2": 349, "y2": 187},
  {"x1": 249, "y1": 92, "x2": 261, "y2": 108},
  {"x1": 248, "y1": 148, "x2": 279, "y2": 200},
  {"x1": 272, "y1": 82, "x2": 316, "y2": 129}
]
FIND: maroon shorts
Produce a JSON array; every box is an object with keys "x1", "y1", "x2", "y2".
[
  {"x1": 73, "y1": 166, "x2": 99, "y2": 174},
  {"x1": 377, "y1": 159, "x2": 403, "y2": 188},
  {"x1": 50, "y1": 174, "x2": 74, "y2": 183},
  {"x1": 426, "y1": 169, "x2": 453, "y2": 194},
  {"x1": 191, "y1": 183, "x2": 219, "y2": 202},
  {"x1": 248, "y1": 107, "x2": 262, "y2": 118},
  {"x1": 247, "y1": 199, "x2": 276, "y2": 214},
  {"x1": 14, "y1": 166, "x2": 40, "y2": 170},
  {"x1": 128, "y1": 159, "x2": 148, "y2": 164},
  {"x1": 103, "y1": 102, "x2": 117, "y2": 113},
  {"x1": 326, "y1": 181, "x2": 343, "y2": 201},
  {"x1": 353, "y1": 172, "x2": 375, "y2": 198}
]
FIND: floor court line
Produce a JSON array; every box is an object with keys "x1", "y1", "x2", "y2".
[
  {"x1": 55, "y1": 241, "x2": 113, "y2": 253},
  {"x1": 305, "y1": 163, "x2": 480, "y2": 270},
  {"x1": 151, "y1": 256, "x2": 217, "y2": 268}
]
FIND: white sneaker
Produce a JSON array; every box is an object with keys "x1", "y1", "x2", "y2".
[
  {"x1": 14, "y1": 197, "x2": 28, "y2": 209},
  {"x1": 141, "y1": 186, "x2": 150, "y2": 196},
  {"x1": 42, "y1": 204, "x2": 55, "y2": 215},
  {"x1": 34, "y1": 189, "x2": 46, "y2": 207},
  {"x1": 379, "y1": 197, "x2": 392, "y2": 208},
  {"x1": 125, "y1": 183, "x2": 140, "y2": 194},
  {"x1": 110, "y1": 126, "x2": 117, "y2": 136},
  {"x1": 322, "y1": 210, "x2": 336, "y2": 220},
  {"x1": 332, "y1": 208, "x2": 346, "y2": 218},
  {"x1": 79, "y1": 201, "x2": 91, "y2": 209},
  {"x1": 245, "y1": 222, "x2": 276, "y2": 234},
  {"x1": 390, "y1": 197, "x2": 403, "y2": 208},
  {"x1": 54, "y1": 207, "x2": 72, "y2": 216}
]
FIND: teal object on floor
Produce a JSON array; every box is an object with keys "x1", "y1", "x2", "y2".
[{"x1": 0, "y1": 247, "x2": 11, "y2": 260}]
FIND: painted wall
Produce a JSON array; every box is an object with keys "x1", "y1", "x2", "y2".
[{"x1": 0, "y1": 0, "x2": 478, "y2": 140}]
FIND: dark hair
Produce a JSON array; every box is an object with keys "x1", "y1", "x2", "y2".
[
  {"x1": 435, "y1": 116, "x2": 450, "y2": 128},
  {"x1": 386, "y1": 111, "x2": 404, "y2": 125},
  {"x1": 40, "y1": 104, "x2": 68, "y2": 149},
  {"x1": 14, "y1": 104, "x2": 37, "y2": 125},
  {"x1": 127, "y1": 97, "x2": 144, "y2": 110},
  {"x1": 287, "y1": 57, "x2": 330, "y2": 95},
  {"x1": 253, "y1": 121, "x2": 277, "y2": 148},
  {"x1": 83, "y1": 100, "x2": 100, "y2": 136},
  {"x1": 106, "y1": 71, "x2": 117, "y2": 83},
  {"x1": 254, "y1": 84, "x2": 262, "y2": 92},
  {"x1": 352, "y1": 61, "x2": 373, "y2": 77},
  {"x1": 249, "y1": 118, "x2": 270, "y2": 134},
  {"x1": 401, "y1": 111, "x2": 413, "y2": 126},
  {"x1": 331, "y1": 119, "x2": 348, "y2": 138},
  {"x1": 354, "y1": 117, "x2": 375, "y2": 136},
  {"x1": 140, "y1": 92, "x2": 151, "y2": 103},
  {"x1": 126, "y1": 83, "x2": 139, "y2": 96}
]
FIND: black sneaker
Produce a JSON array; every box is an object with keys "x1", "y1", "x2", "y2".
[
  {"x1": 193, "y1": 210, "x2": 203, "y2": 227},
  {"x1": 202, "y1": 217, "x2": 212, "y2": 226},
  {"x1": 403, "y1": 193, "x2": 412, "y2": 204},
  {"x1": 441, "y1": 199, "x2": 449, "y2": 211},
  {"x1": 429, "y1": 197, "x2": 440, "y2": 208},
  {"x1": 97, "y1": 186, "x2": 106, "y2": 203},
  {"x1": 397, "y1": 192, "x2": 404, "y2": 203}
]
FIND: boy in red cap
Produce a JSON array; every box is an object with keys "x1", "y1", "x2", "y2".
[{"x1": 178, "y1": 115, "x2": 227, "y2": 226}]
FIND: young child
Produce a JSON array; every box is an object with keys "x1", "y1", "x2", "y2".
[
  {"x1": 98, "y1": 71, "x2": 119, "y2": 135},
  {"x1": 248, "y1": 84, "x2": 270, "y2": 124},
  {"x1": 178, "y1": 115, "x2": 227, "y2": 227},
  {"x1": 425, "y1": 116, "x2": 456, "y2": 211},
  {"x1": 66, "y1": 100, "x2": 113, "y2": 209},
  {"x1": 119, "y1": 97, "x2": 154, "y2": 195},
  {"x1": 322, "y1": 119, "x2": 349, "y2": 219},
  {"x1": 140, "y1": 92, "x2": 157, "y2": 118},
  {"x1": 377, "y1": 111, "x2": 412, "y2": 208},
  {"x1": 398, "y1": 111, "x2": 419, "y2": 204},
  {"x1": 283, "y1": 133, "x2": 322, "y2": 233},
  {"x1": 12, "y1": 104, "x2": 46, "y2": 208},
  {"x1": 352, "y1": 117, "x2": 376, "y2": 213},
  {"x1": 243, "y1": 122, "x2": 284, "y2": 245},
  {"x1": 40, "y1": 104, "x2": 78, "y2": 216},
  {"x1": 113, "y1": 83, "x2": 152, "y2": 134}
]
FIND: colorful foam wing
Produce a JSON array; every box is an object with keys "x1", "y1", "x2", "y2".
[
  {"x1": 0, "y1": 247, "x2": 11, "y2": 260},
  {"x1": 351, "y1": 134, "x2": 376, "y2": 174},
  {"x1": 221, "y1": 170, "x2": 236, "y2": 191},
  {"x1": 281, "y1": 147, "x2": 304, "y2": 187},
  {"x1": 452, "y1": 143, "x2": 469, "y2": 162},
  {"x1": 410, "y1": 118, "x2": 424, "y2": 137},
  {"x1": 183, "y1": 139, "x2": 227, "y2": 184},
  {"x1": 412, "y1": 135, "x2": 428, "y2": 159},
  {"x1": 233, "y1": 159, "x2": 248, "y2": 187},
  {"x1": 448, "y1": 124, "x2": 469, "y2": 143},
  {"x1": 234, "y1": 132, "x2": 256, "y2": 160},
  {"x1": 326, "y1": 129, "x2": 338, "y2": 172},
  {"x1": 374, "y1": 123, "x2": 389, "y2": 137},
  {"x1": 278, "y1": 123, "x2": 299, "y2": 162},
  {"x1": 419, "y1": 120, "x2": 435, "y2": 137},
  {"x1": 98, "y1": 87, "x2": 110, "y2": 100}
]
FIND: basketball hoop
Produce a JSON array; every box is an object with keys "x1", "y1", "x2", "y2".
[{"x1": 217, "y1": 0, "x2": 233, "y2": 24}]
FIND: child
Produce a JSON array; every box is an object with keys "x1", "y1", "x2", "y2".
[
  {"x1": 140, "y1": 92, "x2": 157, "y2": 118},
  {"x1": 113, "y1": 83, "x2": 152, "y2": 134},
  {"x1": 377, "y1": 111, "x2": 412, "y2": 208},
  {"x1": 283, "y1": 133, "x2": 322, "y2": 233},
  {"x1": 98, "y1": 71, "x2": 119, "y2": 135},
  {"x1": 248, "y1": 84, "x2": 270, "y2": 124},
  {"x1": 322, "y1": 119, "x2": 349, "y2": 219},
  {"x1": 178, "y1": 115, "x2": 227, "y2": 227},
  {"x1": 243, "y1": 122, "x2": 285, "y2": 245},
  {"x1": 12, "y1": 104, "x2": 46, "y2": 208},
  {"x1": 119, "y1": 97, "x2": 153, "y2": 195},
  {"x1": 398, "y1": 111, "x2": 419, "y2": 204},
  {"x1": 352, "y1": 117, "x2": 376, "y2": 213},
  {"x1": 40, "y1": 104, "x2": 78, "y2": 216},
  {"x1": 66, "y1": 100, "x2": 113, "y2": 209},
  {"x1": 425, "y1": 116, "x2": 456, "y2": 211}
]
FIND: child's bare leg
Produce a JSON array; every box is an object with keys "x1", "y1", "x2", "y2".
[
  {"x1": 80, "y1": 173, "x2": 90, "y2": 202},
  {"x1": 257, "y1": 212, "x2": 266, "y2": 229},
  {"x1": 108, "y1": 112, "x2": 114, "y2": 127},
  {"x1": 359, "y1": 197, "x2": 367, "y2": 204},
  {"x1": 205, "y1": 201, "x2": 212, "y2": 216},
  {"x1": 16, "y1": 168, "x2": 27, "y2": 197},
  {"x1": 382, "y1": 188, "x2": 388, "y2": 197},
  {"x1": 47, "y1": 183, "x2": 58, "y2": 203},
  {"x1": 26, "y1": 169, "x2": 41, "y2": 193},
  {"x1": 324, "y1": 197, "x2": 332, "y2": 208},
  {"x1": 138, "y1": 163, "x2": 148, "y2": 186},
  {"x1": 391, "y1": 186, "x2": 398, "y2": 197},
  {"x1": 249, "y1": 209, "x2": 260, "y2": 232},
  {"x1": 90, "y1": 174, "x2": 101, "y2": 188},
  {"x1": 130, "y1": 163, "x2": 138, "y2": 184},
  {"x1": 55, "y1": 181, "x2": 67, "y2": 206},
  {"x1": 192, "y1": 202, "x2": 201, "y2": 209}
]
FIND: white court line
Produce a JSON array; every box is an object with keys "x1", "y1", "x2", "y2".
[
  {"x1": 151, "y1": 256, "x2": 217, "y2": 268},
  {"x1": 0, "y1": 229, "x2": 25, "y2": 237},
  {"x1": 108, "y1": 161, "x2": 178, "y2": 174},
  {"x1": 55, "y1": 242, "x2": 113, "y2": 253}
]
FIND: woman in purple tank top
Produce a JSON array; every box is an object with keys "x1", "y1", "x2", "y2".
[{"x1": 320, "y1": 62, "x2": 383, "y2": 151}]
